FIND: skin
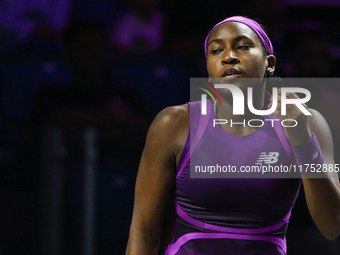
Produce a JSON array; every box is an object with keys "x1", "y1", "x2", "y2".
[{"x1": 126, "y1": 21, "x2": 340, "y2": 255}]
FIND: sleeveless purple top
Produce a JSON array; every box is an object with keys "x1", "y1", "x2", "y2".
[{"x1": 164, "y1": 100, "x2": 301, "y2": 255}]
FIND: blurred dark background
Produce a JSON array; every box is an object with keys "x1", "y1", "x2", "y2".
[{"x1": 1, "y1": 0, "x2": 340, "y2": 254}]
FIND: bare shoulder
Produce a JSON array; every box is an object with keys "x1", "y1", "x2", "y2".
[
  {"x1": 150, "y1": 104, "x2": 189, "y2": 130},
  {"x1": 144, "y1": 103, "x2": 190, "y2": 164}
]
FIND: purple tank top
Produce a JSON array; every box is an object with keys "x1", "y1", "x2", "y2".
[{"x1": 164, "y1": 100, "x2": 301, "y2": 255}]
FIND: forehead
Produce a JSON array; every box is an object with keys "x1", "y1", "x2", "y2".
[{"x1": 208, "y1": 21, "x2": 260, "y2": 45}]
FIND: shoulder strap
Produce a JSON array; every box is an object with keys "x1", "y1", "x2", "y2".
[
  {"x1": 176, "y1": 100, "x2": 211, "y2": 179},
  {"x1": 270, "y1": 115, "x2": 296, "y2": 165}
]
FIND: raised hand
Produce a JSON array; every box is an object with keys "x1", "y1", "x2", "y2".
[{"x1": 268, "y1": 88, "x2": 312, "y2": 146}]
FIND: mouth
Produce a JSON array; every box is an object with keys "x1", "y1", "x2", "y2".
[{"x1": 221, "y1": 68, "x2": 241, "y2": 79}]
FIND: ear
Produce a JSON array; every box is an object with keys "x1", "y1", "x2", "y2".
[{"x1": 266, "y1": 55, "x2": 276, "y2": 74}]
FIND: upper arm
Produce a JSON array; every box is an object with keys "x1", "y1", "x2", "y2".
[
  {"x1": 309, "y1": 108, "x2": 334, "y2": 163},
  {"x1": 309, "y1": 108, "x2": 338, "y2": 178},
  {"x1": 129, "y1": 104, "x2": 189, "y2": 241},
  {"x1": 300, "y1": 110, "x2": 340, "y2": 240}
]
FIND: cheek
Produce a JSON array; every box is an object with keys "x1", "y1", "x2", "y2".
[
  {"x1": 206, "y1": 60, "x2": 216, "y2": 76},
  {"x1": 246, "y1": 54, "x2": 267, "y2": 75},
  {"x1": 207, "y1": 55, "x2": 222, "y2": 70}
]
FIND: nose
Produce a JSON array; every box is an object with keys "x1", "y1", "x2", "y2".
[{"x1": 222, "y1": 49, "x2": 239, "y2": 64}]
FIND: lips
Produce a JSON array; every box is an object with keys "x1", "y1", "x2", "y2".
[{"x1": 221, "y1": 68, "x2": 241, "y2": 77}]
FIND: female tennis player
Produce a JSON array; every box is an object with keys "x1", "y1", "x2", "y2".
[{"x1": 125, "y1": 16, "x2": 340, "y2": 255}]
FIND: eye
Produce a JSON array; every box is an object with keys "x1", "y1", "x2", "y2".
[
  {"x1": 236, "y1": 45, "x2": 251, "y2": 50},
  {"x1": 211, "y1": 49, "x2": 223, "y2": 55}
]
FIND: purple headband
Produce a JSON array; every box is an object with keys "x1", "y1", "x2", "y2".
[{"x1": 204, "y1": 16, "x2": 274, "y2": 57}]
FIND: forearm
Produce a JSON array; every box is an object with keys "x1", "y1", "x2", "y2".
[
  {"x1": 292, "y1": 130, "x2": 340, "y2": 239},
  {"x1": 302, "y1": 176, "x2": 340, "y2": 240},
  {"x1": 126, "y1": 228, "x2": 160, "y2": 255}
]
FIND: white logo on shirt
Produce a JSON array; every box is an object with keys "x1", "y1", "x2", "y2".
[{"x1": 255, "y1": 152, "x2": 279, "y2": 165}]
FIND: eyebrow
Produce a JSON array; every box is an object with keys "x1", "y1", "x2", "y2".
[{"x1": 207, "y1": 35, "x2": 254, "y2": 47}]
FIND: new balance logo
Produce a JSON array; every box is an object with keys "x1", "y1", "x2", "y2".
[{"x1": 255, "y1": 152, "x2": 279, "y2": 165}]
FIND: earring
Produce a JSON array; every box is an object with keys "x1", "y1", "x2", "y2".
[{"x1": 208, "y1": 77, "x2": 211, "y2": 83}]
